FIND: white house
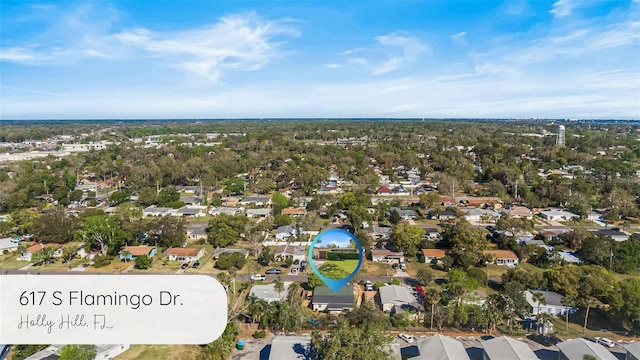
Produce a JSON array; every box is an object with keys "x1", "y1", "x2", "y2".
[
  {"x1": 142, "y1": 206, "x2": 173, "y2": 217},
  {"x1": 246, "y1": 208, "x2": 271, "y2": 218},
  {"x1": 18, "y1": 243, "x2": 63, "y2": 262},
  {"x1": 463, "y1": 208, "x2": 501, "y2": 222},
  {"x1": 596, "y1": 229, "x2": 630, "y2": 242},
  {"x1": 165, "y1": 247, "x2": 205, "y2": 262},
  {"x1": 539, "y1": 209, "x2": 579, "y2": 221},
  {"x1": 208, "y1": 206, "x2": 240, "y2": 216},
  {"x1": 175, "y1": 205, "x2": 207, "y2": 217},
  {"x1": 275, "y1": 225, "x2": 305, "y2": 240},
  {"x1": 250, "y1": 283, "x2": 290, "y2": 303},
  {"x1": 483, "y1": 250, "x2": 519, "y2": 267},
  {"x1": 0, "y1": 237, "x2": 20, "y2": 253},
  {"x1": 526, "y1": 290, "x2": 573, "y2": 316},
  {"x1": 378, "y1": 285, "x2": 424, "y2": 317}
]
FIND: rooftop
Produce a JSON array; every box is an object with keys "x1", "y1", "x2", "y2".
[
  {"x1": 165, "y1": 247, "x2": 202, "y2": 257},
  {"x1": 557, "y1": 338, "x2": 617, "y2": 360},
  {"x1": 482, "y1": 336, "x2": 538, "y2": 360},
  {"x1": 120, "y1": 245, "x2": 156, "y2": 256},
  {"x1": 416, "y1": 335, "x2": 470, "y2": 360},
  {"x1": 268, "y1": 335, "x2": 312, "y2": 360}
]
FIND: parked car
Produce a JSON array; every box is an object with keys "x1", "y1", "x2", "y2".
[
  {"x1": 364, "y1": 280, "x2": 374, "y2": 291},
  {"x1": 250, "y1": 274, "x2": 267, "y2": 281},
  {"x1": 595, "y1": 337, "x2": 615, "y2": 348},
  {"x1": 398, "y1": 334, "x2": 415, "y2": 343},
  {"x1": 192, "y1": 261, "x2": 200, "y2": 269},
  {"x1": 265, "y1": 268, "x2": 281, "y2": 275},
  {"x1": 400, "y1": 262, "x2": 407, "y2": 271},
  {"x1": 290, "y1": 267, "x2": 299, "y2": 275},
  {"x1": 293, "y1": 259, "x2": 300, "y2": 265},
  {"x1": 181, "y1": 262, "x2": 189, "y2": 269}
]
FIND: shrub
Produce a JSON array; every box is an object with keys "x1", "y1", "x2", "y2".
[
  {"x1": 93, "y1": 255, "x2": 112, "y2": 268},
  {"x1": 253, "y1": 330, "x2": 267, "y2": 339},
  {"x1": 215, "y1": 252, "x2": 247, "y2": 270},
  {"x1": 466, "y1": 266, "x2": 487, "y2": 284}
]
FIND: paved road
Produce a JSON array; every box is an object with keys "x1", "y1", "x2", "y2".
[{"x1": 1, "y1": 269, "x2": 418, "y2": 285}]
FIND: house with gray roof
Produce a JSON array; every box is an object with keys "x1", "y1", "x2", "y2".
[
  {"x1": 208, "y1": 206, "x2": 240, "y2": 216},
  {"x1": 557, "y1": 338, "x2": 617, "y2": 360},
  {"x1": 275, "y1": 225, "x2": 303, "y2": 240},
  {"x1": 526, "y1": 289, "x2": 573, "y2": 316},
  {"x1": 186, "y1": 223, "x2": 208, "y2": 241},
  {"x1": 482, "y1": 336, "x2": 539, "y2": 360},
  {"x1": 240, "y1": 196, "x2": 270, "y2": 206},
  {"x1": 625, "y1": 341, "x2": 640, "y2": 360},
  {"x1": 250, "y1": 283, "x2": 290, "y2": 303},
  {"x1": 0, "y1": 237, "x2": 20, "y2": 253},
  {"x1": 176, "y1": 205, "x2": 206, "y2": 217},
  {"x1": 378, "y1": 285, "x2": 424, "y2": 315},
  {"x1": 388, "y1": 207, "x2": 418, "y2": 220},
  {"x1": 142, "y1": 206, "x2": 173, "y2": 217},
  {"x1": 312, "y1": 286, "x2": 354, "y2": 313},
  {"x1": 595, "y1": 228, "x2": 630, "y2": 242},
  {"x1": 415, "y1": 335, "x2": 470, "y2": 360},
  {"x1": 247, "y1": 208, "x2": 272, "y2": 218},
  {"x1": 267, "y1": 335, "x2": 312, "y2": 360}
]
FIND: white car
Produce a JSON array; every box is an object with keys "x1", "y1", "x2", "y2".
[
  {"x1": 250, "y1": 274, "x2": 266, "y2": 281},
  {"x1": 290, "y1": 267, "x2": 299, "y2": 275},
  {"x1": 398, "y1": 333, "x2": 415, "y2": 343},
  {"x1": 596, "y1": 337, "x2": 615, "y2": 347}
]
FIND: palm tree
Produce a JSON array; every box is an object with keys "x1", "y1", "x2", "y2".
[
  {"x1": 424, "y1": 287, "x2": 441, "y2": 331},
  {"x1": 287, "y1": 282, "x2": 301, "y2": 304},
  {"x1": 537, "y1": 312, "x2": 554, "y2": 336},
  {"x1": 532, "y1": 292, "x2": 547, "y2": 317},
  {"x1": 274, "y1": 277, "x2": 285, "y2": 301},
  {"x1": 581, "y1": 296, "x2": 597, "y2": 334},
  {"x1": 562, "y1": 294, "x2": 577, "y2": 334}
]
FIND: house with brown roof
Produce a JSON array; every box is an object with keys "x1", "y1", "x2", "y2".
[
  {"x1": 18, "y1": 243, "x2": 63, "y2": 262},
  {"x1": 119, "y1": 245, "x2": 157, "y2": 261},
  {"x1": 421, "y1": 249, "x2": 446, "y2": 264},
  {"x1": 281, "y1": 208, "x2": 307, "y2": 217},
  {"x1": 502, "y1": 206, "x2": 533, "y2": 219},
  {"x1": 165, "y1": 247, "x2": 205, "y2": 262},
  {"x1": 483, "y1": 250, "x2": 519, "y2": 267}
]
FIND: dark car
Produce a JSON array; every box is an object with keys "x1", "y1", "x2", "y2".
[
  {"x1": 528, "y1": 334, "x2": 561, "y2": 347},
  {"x1": 265, "y1": 268, "x2": 281, "y2": 275},
  {"x1": 293, "y1": 259, "x2": 300, "y2": 265},
  {"x1": 181, "y1": 262, "x2": 189, "y2": 269},
  {"x1": 192, "y1": 261, "x2": 200, "y2": 269}
]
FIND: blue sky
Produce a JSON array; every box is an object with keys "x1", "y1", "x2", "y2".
[{"x1": 1, "y1": 0, "x2": 638, "y2": 119}]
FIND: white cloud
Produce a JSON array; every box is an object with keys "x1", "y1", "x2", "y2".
[
  {"x1": 325, "y1": 63, "x2": 341, "y2": 69},
  {"x1": 550, "y1": 0, "x2": 573, "y2": 18},
  {"x1": 450, "y1": 32, "x2": 466, "y2": 40},
  {"x1": 1, "y1": 7, "x2": 299, "y2": 83},
  {"x1": 112, "y1": 13, "x2": 299, "y2": 82},
  {"x1": 344, "y1": 32, "x2": 428, "y2": 75}
]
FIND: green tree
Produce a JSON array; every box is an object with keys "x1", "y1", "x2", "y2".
[
  {"x1": 31, "y1": 246, "x2": 57, "y2": 266},
  {"x1": 389, "y1": 209, "x2": 401, "y2": 225},
  {"x1": 390, "y1": 223, "x2": 425, "y2": 256},
  {"x1": 344, "y1": 301, "x2": 391, "y2": 332},
  {"x1": 271, "y1": 192, "x2": 289, "y2": 214},
  {"x1": 61, "y1": 245, "x2": 78, "y2": 268},
  {"x1": 419, "y1": 192, "x2": 441, "y2": 209},
  {"x1": 208, "y1": 214, "x2": 247, "y2": 247},
  {"x1": 80, "y1": 215, "x2": 130, "y2": 256},
  {"x1": 29, "y1": 209, "x2": 79, "y2": 244},
  {"x1": 59, "y1": 345, "x2": 97, "y2": 360},
  {"x1": 257, "y1": 247, "x2": 273, "y2": 266},
  {"x1": 224, "y1": 178, "x2": 245, "y2": 195},
  {"x1": 424, "y1": 287, "x2": 441, "y2": 330},
  {"x1": 311, "y1": 321, "x2": 394, "y2": 360},
  {"x1": 416, "y1": 267, "x2": 433, "y2": 286},
  {"x1": 215, "y1": 252, "x2": 247, "y2": 270},
  {"x1": 532, "y1": 291, "x2": 547, "y2": 317},
  {"x1": 158, "y1": 186, "x2": 180, "y2": 206},
  {"x1": 274, "y1": 277, "x2": 285, "y2": 300},
  {"x1": 109, "y1": 189, "x2": 131, "y2": 206},
  {"x1": 609, "y1": 278, "x2": 640, "y2": 335},
  {"x1": 442, "y1": 220, "x2": 488, "y2": 269},
  {"x1": 135, "y1": 255, "x2": 152, "y2": 270},
  {"x1": 306, "y1": 272, "x2": 324, "y2": 288}
]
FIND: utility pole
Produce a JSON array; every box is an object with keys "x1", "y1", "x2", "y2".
[{"x1": 515, "y1": 180, "x2": 518, "y2": 199}]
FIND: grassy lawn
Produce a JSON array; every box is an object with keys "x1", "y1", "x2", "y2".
[
  {"x1": 29, "y1": 258, "x2": 85, "y2": 271},
  {"x1": 360, "y1": 260, "x2": 394, "y2": 277},
  {"x1": 318, "y1": 259, "x2": 359, "y2": 279},
  {"x1": 117, "y1": 345, "x2": 202, "y2": 360},
  {"x1": 408, "y1": 262, "x2": 447, "y2": 278},
  {"x1": 0, "y1": 254, "x2": 27, "y2": 269},
  {"x1": 546, "y1": 308, "x2": 630, "y2": 340},
  {"x1": 86, "y1": 257, "x2": 132, "y2": 273}
]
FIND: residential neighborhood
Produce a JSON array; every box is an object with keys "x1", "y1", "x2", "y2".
[{"x1": 1, "y1": 119, "x2": 639, "y2": 360}]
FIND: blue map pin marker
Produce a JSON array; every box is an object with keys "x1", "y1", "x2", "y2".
[{"x1": 307, "y1": 228, "x2": 364, "y2": 293}]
